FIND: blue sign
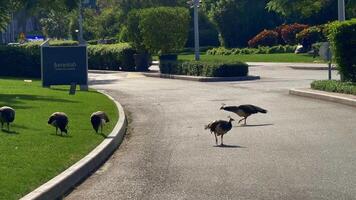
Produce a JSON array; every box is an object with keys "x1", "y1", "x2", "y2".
[
  {"x1": 41, "y1": 42, "x2": 88, "y2": 87},
  {"x1": 26, "y1": 35, "x2": 45, "y2": 42}
]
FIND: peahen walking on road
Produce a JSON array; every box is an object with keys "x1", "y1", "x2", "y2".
[
  {"x1": 220, "y1": 104, "x2": 267, "y2": 125},
  {"x1": 205, "y1": 117, "x2": 234, "y2": 146}
]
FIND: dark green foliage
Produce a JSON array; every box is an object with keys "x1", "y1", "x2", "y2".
[
  {"x1": 203, "y1": 0, "x2": 282, "y2": 47},
  {"x1": 326, "y1": 19, "x2": 356, "y2": 82},
  {"x1": 248, "y1": 30, "x2": 279, "y2": 48},
  {"x1": 267, "y1": 0, "x2": 355, "y2": 24},
  {"x1": 206, "y1": 45, "x2": 297, "y2": 55},
  {"x1": 160, "y1": 60, "x2": 249, "y2": 77},
  {"x1": 139, "y1": 7, "x2": 190, "y2": 54},
  {"x1": 87, "y1": 43, "x2": 136, "y2": 71},
  {"x1": 40, "y1": 9, "x2": 70, "y2": 39},
  {"x1": 185, "y1": 11, "x2": 219, "y2": 47},
  {"x1": 126, "y1": 9, "x2": 145, "y2": 51},
  {"x1": 0, "y1": 45, "x2": 40, "y2": 77},
  {"x1": 311, "y1": 80, "x2": 356, "y2": 95}
]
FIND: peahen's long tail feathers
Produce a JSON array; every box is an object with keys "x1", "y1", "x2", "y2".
[{"x1": 253, "y1": 105, "x2": 267, "y2": 113}]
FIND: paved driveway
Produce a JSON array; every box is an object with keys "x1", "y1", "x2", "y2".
[{"x1": 66, "y1": 64, "x2": 356, "y2": 200}]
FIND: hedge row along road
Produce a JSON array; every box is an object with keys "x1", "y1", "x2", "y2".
[{"x1": 67, "y1": 64, "x2": 356, "y2": 199}]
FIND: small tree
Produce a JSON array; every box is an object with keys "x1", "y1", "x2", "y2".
[
  {"x1": 139, "y1": 7, "x2": 190, "y2": 55},
  {"x1": 126, "y1": 9, "x2": 145, "y2": 52},
  {"x1": 40, "y1": 9, "x2": 70, "y2": 39}
]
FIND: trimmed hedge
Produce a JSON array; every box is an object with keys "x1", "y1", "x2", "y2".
[
  {"x1": 160, "y1": 60, "x2": 248, "y2": 77},
  {"x1": 206, "y1": 45, "x2": 297, "y2": 55},
  {"x1": 311, "y1": 80, "x2": 356, "y2": 95},
  {"x1": 0, "y1": 42, "x2": 136, "y2": 77},
  {"x1": 0, "y1": 44, "x2": 41, "y2": 77},
  {"x1": 87, "y1": 43, "x2": 136, "y2": 71},
  {"x1": 326, "y1": 19, "x2": 356, "y2": 82}
]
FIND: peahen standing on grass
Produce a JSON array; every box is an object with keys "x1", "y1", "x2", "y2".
[
  {"x1": 205, "y1": 117, "x2": 234, "y2": 146},
  {"x1": 90, "y1": 111, "x2": 109, "y2": 133},
  {"x1": 220, "y1": 104, "x2": 267, "y2": 125},
  {"x1": 0, "y1": 106, "x2": 15, "y2": 131},
  {"x1": 48, "y1": 112, "x2": 69, "y2": 135}
]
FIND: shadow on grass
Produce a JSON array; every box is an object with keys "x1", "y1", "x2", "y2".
[
  {"x1": 0, "y1": 94, "x2": 78, "y2": 108},
  {"x1": 12, "y1": 124, "x2": 41, "y2": 131},
  {"x1": 1, "y1": 129, "x2": 19, "y2": 134},
  {"x1": 49, "y1": 87, "x2": 97, "y2": 94},
  {"x1": 213, "y1": 144, "x2": 246, "y2": 148},
  {"x1": 49, "y1": 133, "x2": 73, "y2": 138}
]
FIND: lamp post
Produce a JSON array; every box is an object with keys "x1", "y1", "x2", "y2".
[
  {"x1": 78, "y1": 0, "x2": 84, "y2": 44},
  {"x1": 188, "y1": 0, "x2": 200, "y2": 61},
  {"x1": 338, "y1": 0, "x2": 346, "y2": 21}
]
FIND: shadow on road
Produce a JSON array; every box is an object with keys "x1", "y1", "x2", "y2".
[
  {"x1": 235, "y1": 123, "x2": 274, "y2": 127},
  {"x1": 213, "y1": 144, "x2": 246, "y2": 148}
]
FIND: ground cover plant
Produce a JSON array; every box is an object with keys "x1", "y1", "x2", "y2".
[
  {"x1": 179, "y1": 53, "x2": 324, "y2": 63},
  {"x1": 0, "y1": 78, "x2": 118, "y2": 200},
  {"x1": 311, "y1": 80, "x2": 356, "y2": 95}
]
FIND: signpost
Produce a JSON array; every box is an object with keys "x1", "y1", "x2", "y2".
[
  {"x1": 41, "y1": 40, "x2": 88, "y2": 93},
  {"x1": 187, "y1": 0, "x2": 201, "y2": 61},
  {"x1": 319, "y1": 42, "x2": 333, "y2": 80}
]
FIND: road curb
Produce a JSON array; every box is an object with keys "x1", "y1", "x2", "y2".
[
  {"x1": 142, "y1": 73, "x2": 260, "y2": 82},
  {"x1": 289, "y1": 88, "x2": 356, "y2": 107},
  {"x1": 20, "y1": 91, "x2": 127, "y2": 200}
]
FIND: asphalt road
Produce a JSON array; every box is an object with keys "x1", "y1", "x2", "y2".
[{"x1": 66, "y1": 64, "x2": 356, "y2": 200}]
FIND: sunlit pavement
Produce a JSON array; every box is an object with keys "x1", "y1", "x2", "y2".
[{"x1": 67, "y1": 64, "x2": 356, "y2": 200}]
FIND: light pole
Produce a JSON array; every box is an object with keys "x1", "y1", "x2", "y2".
[
  {"x1": 78, "y1": 0, "x2": 84, "y2": 44},
  {"x1": 188, "y1": 0, "x2": 200, "y2": 61},
  {"x1": 338, "y1": 0, "x2": 346, "y2": 21}
]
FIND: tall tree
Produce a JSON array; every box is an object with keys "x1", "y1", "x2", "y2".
[
  {"x1": 116, "y1": 0, "x2": 186, "y2": 14},
  {"x1": 267, "y1": 0, "x2": 356, "y2": 23},
  {"x1": 203, "y1": 0, "x2": 281, "y2": 47}
]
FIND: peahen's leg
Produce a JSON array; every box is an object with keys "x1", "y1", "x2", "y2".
[
  {"x1": 214, "y1": 133, "x2": 218, "y2": 145},
  {"x1": 221, "y1": 134, "x2": 224, "y2": 146}
]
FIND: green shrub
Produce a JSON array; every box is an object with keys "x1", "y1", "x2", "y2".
[
  {"x1": 160, "y1": 60, "x2": 249, "y2": 77},
  {"x1": 296, "y1": 26, "x2": 326, "y2": 48},
  {"x1": 248, "y1": 30, "x2": 279, "y2": 48},
  {"x1": 311, "y1": 80, "x2": 356, "y2": 95},
  {"x1": 127, "y1": 10, "x2": 145, "y2": 51},
  {"x1": 139, "y1": 7, "x2": 190, "y2": 54},
  {"x1": 326, "y1": 19, "x2": 356, "y2": 82},
  {"x1": 280, "y1": 23, "x2": 309, "y2": 45},
  {"x1": 0, "y1": 41, "x2": 136, "y2": 78},
  {"x1": 87, "y1": 43, "x2": 136, "y2": 71}
]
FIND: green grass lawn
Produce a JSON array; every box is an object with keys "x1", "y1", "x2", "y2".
[
  {"x1": 177, "y1": 53, "x2": 325, "y2": 63},
  {"x1": 0, "y1": 78, "x2": 118, "y2": 200}
]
